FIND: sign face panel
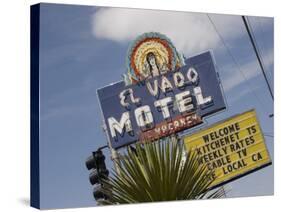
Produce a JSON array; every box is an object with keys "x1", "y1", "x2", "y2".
[
  {"x1": 184, "y1": 109, "x2": 272, "y2": 189},
  {"x1": 97, "y1": 51, "x2": 226, "y2": 149}
]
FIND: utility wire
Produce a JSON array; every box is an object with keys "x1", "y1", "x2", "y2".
[
  {"x1": 247, "y1": 18, "x2": 269, "y2": 80},
  {"x1": 206, "y1": 14, "x2": 270, "y2": 116},
  {"x1": 246, "y1": 18, "x2": 274, "y2": 119},
  {"x1": 242, "y1": 16, "x2": 274, "y2": 101},
  {"x1": 257, "y1": 18, "x2": 274, "y2": 80},
  {"x1": 248, "y1": 18, "x2": 271, "y2": 79}
]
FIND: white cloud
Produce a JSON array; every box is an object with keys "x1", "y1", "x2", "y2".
[
  {"x1": 91, "y1": 8, "x2": 273, "y2": 99},
  {"x1": 91, "y1": 8, "x2": 242, "y2": 55}
]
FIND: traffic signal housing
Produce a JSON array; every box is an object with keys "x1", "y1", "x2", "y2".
[{"x1": 85, "y1": 150, "x2": 110, "y2": 201}]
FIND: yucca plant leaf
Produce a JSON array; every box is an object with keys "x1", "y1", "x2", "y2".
[{"x1": 100, "y1": 138, "x2": 226, "y2": 204}]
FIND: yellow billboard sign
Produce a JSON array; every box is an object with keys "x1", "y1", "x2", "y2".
[{"x1": 184, "y1": 109, "x2": 272, "y2": 188}]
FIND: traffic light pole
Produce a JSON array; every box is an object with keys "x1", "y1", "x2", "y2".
[
  {"x1": 102, "y1": 120, "x2": 121, "y2": 176},
  {"x1": 85, "y1": 149, "x2": 110, "y2": 202}
]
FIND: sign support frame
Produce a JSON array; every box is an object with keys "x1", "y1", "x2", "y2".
[{"x1": 102, "y1": 120, "x2": 121, "y2": 176}]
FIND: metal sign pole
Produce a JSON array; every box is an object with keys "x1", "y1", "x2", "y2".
[
  {"x1": 102, "y1": 120, "x2": 121, "y2": 176},
  {"x1": 221, "y1": 185, "x2": 227, "y2": 197}
]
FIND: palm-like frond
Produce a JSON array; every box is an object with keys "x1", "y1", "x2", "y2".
[{"x1": 100, "y1": 138, "x2": 225, "y2": 205}]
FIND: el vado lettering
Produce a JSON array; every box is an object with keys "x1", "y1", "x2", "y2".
[{"x1": 108, "y1": 67, "x2": 210, "y2": 141}]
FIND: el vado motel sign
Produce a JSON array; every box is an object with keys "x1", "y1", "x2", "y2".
[{"x1": 97, "y1": 32, "x2": 226, "y2": 149}]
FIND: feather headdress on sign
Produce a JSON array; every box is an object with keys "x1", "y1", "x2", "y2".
[{"x1": 123, "y1": 32, "x2": 185, "y2": 85}]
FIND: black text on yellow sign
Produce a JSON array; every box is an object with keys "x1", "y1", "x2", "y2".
[{"x1": 184, "y1": 109, "x2": 272, "y2": 188}]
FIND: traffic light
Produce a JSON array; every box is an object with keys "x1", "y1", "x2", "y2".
[{"x1": 85, "y1": 150, "x2": 110, "y2": 201}]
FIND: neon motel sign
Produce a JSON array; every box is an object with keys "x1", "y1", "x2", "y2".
[
  {"x1": 97, "y1": 51, "x2": 226, "y2": 149},
  {"x1": 109, "y1": 68, "x2": 210, "y2": 137}
]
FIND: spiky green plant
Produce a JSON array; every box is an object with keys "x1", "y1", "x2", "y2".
[{"x1": 100, "y1": 138, "x2": 225, "y2": 204}]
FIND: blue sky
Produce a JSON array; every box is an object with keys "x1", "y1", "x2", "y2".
[{"x1": 37, "y1": 3, "x2": 274, "y2": 209}]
